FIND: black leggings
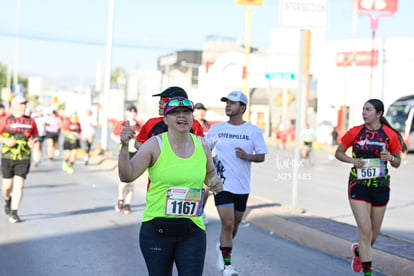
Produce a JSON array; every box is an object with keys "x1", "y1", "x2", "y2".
[{"x1": 139, "y1": 220, "x2": 206, "y2": 276}]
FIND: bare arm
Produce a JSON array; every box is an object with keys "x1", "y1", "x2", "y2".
[
  {"x1": 118, "y1": 124, "x2": 154, "y2": 183},
  {"x1": 200, "y1": 137, "x2": 223, "y2": 194},
  {"x1": 134, "y1": 140, "x2": 143, "y2": 151},
  {"x1": 380, "y1": 148, "x2": 402, "y2": 168},
  {"x1": 335, "y1": 143, "x2": 364, "y2": 168},
  {"x1": 235, "y1": 147, "x2": 265, "y2": 163}
]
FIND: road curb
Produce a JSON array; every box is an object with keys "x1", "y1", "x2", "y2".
[{"x1": 243, "y1": 195, "x2": 414, "y2": 276}]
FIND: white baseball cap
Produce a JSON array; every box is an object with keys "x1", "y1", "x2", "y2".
[
  {"x1": 12, "y1": 95, "x2": 28, "y2": 106},
  {"x1": 220, "y1": 90, "x2": 248, "y2": 105}
]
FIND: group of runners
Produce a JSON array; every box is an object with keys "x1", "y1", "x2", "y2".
[{"x1": 0, "y1": 88, "x2": 407, "y2": 276}]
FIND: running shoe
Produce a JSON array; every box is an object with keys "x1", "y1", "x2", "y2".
[
  {"x1": 9, "y1": 213, "x2": 21, "y2": 223},
  {"x1": 351, "y1": 242, "x2": 362, "y2": 273},
  {"x1": 115, "y1": 200, "x2": 124, "y2": 212},
  {"x1": 223, "y1": 265, "x2": 238, "y2": 276},
  {"x1": 62, "y1": 161, "x2": 68, "y2": 172},
  {"x1": 66, "y1": 164, "x2": 74, "y2": 174},
  {"x1": 124, "y1": 204, "x2": 131, "y2": 214},
  {"x1": 4, "y1": 199, "x2": 11, "y2": 215},
  {"x1": 216, "y1": 242, "x2": 225, "y2": 271}
]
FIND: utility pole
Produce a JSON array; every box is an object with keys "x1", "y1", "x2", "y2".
[{"x1": 101, "y1": 0, "x2": 115, "y2": 151}]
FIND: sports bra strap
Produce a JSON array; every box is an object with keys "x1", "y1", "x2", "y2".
[{"x1": 155, "y1": 135, "x2": 162, "y2": 150}]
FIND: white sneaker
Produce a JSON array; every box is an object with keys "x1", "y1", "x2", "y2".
[
  {"x1": 203, "y1": 213, "x2": 209, "y2": 225},
  {"x1": 216, "y1": 243, "x2": 224, "y2": 271},
  {"x1": 223, "y1": 265, "x2": 238, "y2": 276}
]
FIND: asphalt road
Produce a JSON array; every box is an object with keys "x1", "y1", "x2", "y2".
[{"x1": 0, "y1": 154, "x2": 387, "y2": 276}]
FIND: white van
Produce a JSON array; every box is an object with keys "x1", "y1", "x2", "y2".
[{"x1": 385, "y1": 95, "x2": 414, "y2": 151}]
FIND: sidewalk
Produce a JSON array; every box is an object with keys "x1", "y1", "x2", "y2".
[
  {"x1": 241, "y1": 195, "x2": 414, "y2": 276},
  {"x1": 93, "y1": 153, "x2": 414, "y2": 276}
]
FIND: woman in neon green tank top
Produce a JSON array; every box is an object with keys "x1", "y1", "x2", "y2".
[{"x1": 118, "y1": 96, "x2": 223, "y2": 276}]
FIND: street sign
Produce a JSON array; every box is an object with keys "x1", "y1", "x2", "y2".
[
  {"x1": 12, "y1": 83, "x2": 24, "y2": 96},
  {"x1": 279, "y1": 0, "x2": 329, "y2": 30},
  {"x1": 265, "y1": 72, "x2": 296, "y2": 79}
]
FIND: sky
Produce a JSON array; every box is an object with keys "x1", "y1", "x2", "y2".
[{"x1": 0, "y1": 0, "x2": 413, "y2": 88}]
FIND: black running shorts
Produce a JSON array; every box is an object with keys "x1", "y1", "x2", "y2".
[
  {"x1": 214, "y1": 191, "x2": 249, "y2": 212},
  {"x1": 1, "y1": 159, "x2": 31, "y2": 179},
  {"x1": 348, "y1": 180, "x2": 390, "y2": 207}
]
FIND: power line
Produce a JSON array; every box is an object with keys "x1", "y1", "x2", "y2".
[{"x1": 0, "y1": 30, "x2": 179, "y2": 51}]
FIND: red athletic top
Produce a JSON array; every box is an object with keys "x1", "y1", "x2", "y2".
[
  {"x1": 0, "y1": 114, "x2": 39, "y2": 160},
  {"x1": 341, "y1": 124, "x2": 402, "y2": 181},
  {"x1": 341, "y1": 124, "x2": 402, "y2": 157},
  {"x1": 112, "y1": 119, "x2": 141, "y2": 138}
]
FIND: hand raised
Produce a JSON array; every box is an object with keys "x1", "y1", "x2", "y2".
[{"x1": 120, "y1": 120, "x2": 135, "y2": 145}]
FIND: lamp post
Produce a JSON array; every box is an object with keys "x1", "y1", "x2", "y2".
[
  {"x1": 13, "y1": 0, "x2": 21, "y2": 87},
  {"x1": 242, "y1": 7, "x2": 252, "y2": 122},
  {"x1": 236, "y1": 0, "x2": 263, "y2": 122},
  {"x1": 101, "y1": 0, "x2": 115, "y2": 151}
]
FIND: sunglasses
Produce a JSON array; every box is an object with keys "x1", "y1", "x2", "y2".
[
  {"x1": 167, "y1": 98, "x2": 194, "y2": 108},
  {"x1": 161, "y1": 97, "x2": 170, "y2": 103},
  {"x1": 164, "y1": 97, "x2": 194, "y2": 115}
]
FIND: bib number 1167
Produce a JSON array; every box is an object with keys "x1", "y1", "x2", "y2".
[{"x1": 166, "y1": 199, "x2": 199, "y2": 216}]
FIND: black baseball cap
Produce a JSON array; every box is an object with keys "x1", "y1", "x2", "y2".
[
  {"x1": 194, "y1": 103, "x2": 206, "y2": 110},
  {"x1": 126, "y1": 104, "x2": 137, "y2": 112},
  {"x1": 152, "y1": 86, "x2": 188, "y2": 98}
]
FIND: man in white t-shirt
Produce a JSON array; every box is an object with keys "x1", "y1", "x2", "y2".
[{"x1": 206, "y1": 90, "x2": 268, "y2": 276}]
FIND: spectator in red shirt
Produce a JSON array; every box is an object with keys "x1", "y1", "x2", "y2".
[{"x1": 112, "y1": 104, "x2": 141, "y2": 214}]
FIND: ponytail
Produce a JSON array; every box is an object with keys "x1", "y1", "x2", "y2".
[
  {"x1": 380, "y1": 116, "x2": 408, "y2": 152},
  {"x1": 367, "y1": 98, "x2": 408, "y2": 152}
]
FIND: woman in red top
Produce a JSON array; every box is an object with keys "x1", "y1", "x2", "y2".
[{"x1": 335, "y1": 99, "x2": 407, "y2": 276}]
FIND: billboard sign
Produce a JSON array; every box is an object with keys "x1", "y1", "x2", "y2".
[
  {"x1": 336, "y1": 51, "x2": 379, "y2": 67},
  {"x1": 355, "y1": 0, "x2": 398, "y2": 13}
]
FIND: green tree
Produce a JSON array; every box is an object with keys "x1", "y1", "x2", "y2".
[
  {"x1": 0, "y1": 61, "x2": 29, "y2": 99},
  {"x1": 0, "y1": 62, "x2": 7, "y2": 89},
  {"x1": 111, "y1": 67, "x2": 126, "y2": 85}
]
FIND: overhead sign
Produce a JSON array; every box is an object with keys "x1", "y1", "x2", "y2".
[
  {"x1": 336, "y1": 51, "x2": 379, "y2": 67},
  {"x1": 355, "y1": 0, "x2": 398, "y2": 13},
  {"x1": 236, "y1": 0, "x2": 263, "y2": 6},
  {"x1": 279, "y1": 0, "x2": 329, "y2": 29},
  {"x1": 265, "y1": 72, "x2": 296, "y2": 79},
  {"x1": 12, "y1": 84, "x2": 24, "y2": 96}
]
